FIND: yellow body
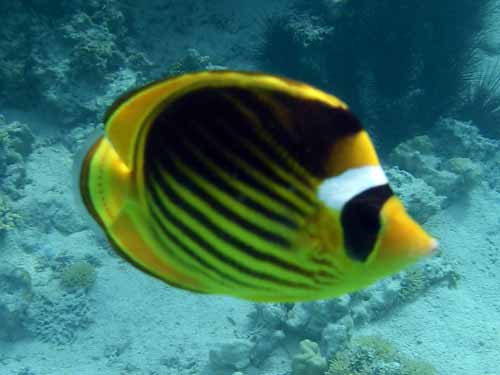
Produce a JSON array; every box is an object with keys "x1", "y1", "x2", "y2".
[{"x1": 79, "y1": 71, "x2": 437, "y2": 302}]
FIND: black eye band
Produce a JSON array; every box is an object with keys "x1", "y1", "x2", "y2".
[{"x1": 341, "y1": 184, "x2": 393, "y2": 262}]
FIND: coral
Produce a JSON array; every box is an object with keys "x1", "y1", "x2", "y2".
[
  {"x1": 431, "y1": 118, "x2": 499, "y2": 164},
  {"x1": 164, "y1": 48, "x2": 214, "y2": 77},
  {"x1": 397, "y1": 260, "x2": 460, "y2": 303},
  {"x1": 325, "y1": 336, "x2": 437, "y2": 375},
  {"x1": 255, "y1": 14, "x2": 328, "y2": 85},
  {"x1": 27, "y1": 290, "x2": 94, "y2": 344},
  {"x1": 0, "y1": 264, "x2": 32, "y2": 341},
  {"x1": 291, "y1": 339, "x2": 327, "y2": 375},
  {"x1": 242, "y1": 256, "x2": 457, "y2": 370},
  {"x1": 398, "y1": 267, "x2": 426, "y2": 302},
  {"x1": 61, "y1": 11, "x2": 123, "y2": 80},
  {"x1": 443, "y1": 157, "x2": 481, "y2": 193},
  {"x1": 0, "y1": 193, "x2": 20, "y2": 234},
  {"x1": 0, "y1": 116, "x2": 34, "y2": 198},
  {"x1": 60, "y1": 260, "x2": 97, "y2": 291},
  {"x1": 209, "y1": 338, "x2": 254, "y2": 371},
  {"x1": 245, "y1": 256, "x2": 456, "y2": 367},
  {"x1": 389, "y1": 118, "x2": 500, "y2": 200},
  {"x1": 321, "y1": 316, "x2": 354, "y2": 359},
  {"x1": 0, "y1": 1, "x2": 150, "y2": 128}
]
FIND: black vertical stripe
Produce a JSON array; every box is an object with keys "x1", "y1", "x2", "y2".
[{"x1": 341, "y1": 184, "x2": 393, "y2": 262}]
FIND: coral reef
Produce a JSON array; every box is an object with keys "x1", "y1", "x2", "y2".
[
  {"x1": 389, "y1": 118, "x2": 500, "y2": 199},
  {"x1": 0, "y1": 115, "x2": 34, "y2": 198},
  {"x1": 0, "y1": 1, "x2": 150, "y2": 128},
  {"x1": 238, "y1": 256, "x2": 458, "y2": 371}
]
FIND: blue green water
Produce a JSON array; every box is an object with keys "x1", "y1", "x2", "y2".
[{"x1": 1, "y1": 1, "x2": 499, "y2": 374}]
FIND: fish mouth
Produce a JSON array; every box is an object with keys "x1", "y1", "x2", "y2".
[{"x1": 424, "y1": 237, "x2": 439, "y2": 255}]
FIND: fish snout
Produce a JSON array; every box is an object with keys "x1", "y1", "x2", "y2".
[{"x1": 379, "y1": 197, "x2": 439, "y2": 260}]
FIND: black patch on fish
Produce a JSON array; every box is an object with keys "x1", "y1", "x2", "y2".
[{"x1": 341, "y1": 184, "x2": 393, "y2": 262}]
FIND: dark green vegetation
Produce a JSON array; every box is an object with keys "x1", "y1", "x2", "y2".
[
  {"x1": 256, "y1": 0, "x2": 499, "y2": 150},
  {"x1": 459, "y1": 58, "x2": 500, "y2": 139}
]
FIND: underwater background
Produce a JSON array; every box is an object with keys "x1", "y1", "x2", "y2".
[{"x1": 1, "y1": 1, "x2": 500, "y2": 374}]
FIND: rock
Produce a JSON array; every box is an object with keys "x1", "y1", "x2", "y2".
[
  {"x1": 251, "y1": 329, "x2": 285, "y2": 366},
  {"x1": 321, "y1": 316, "x2": 354, "y2": 358},
  {"x1": 386, "y1": 167, "x2": 445, "y2": 223},
  {"x1": 209, "y1": 338, "x2": 254, "y2": 371}
]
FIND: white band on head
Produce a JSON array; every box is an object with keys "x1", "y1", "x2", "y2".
[{"x1": 317, "y1": 166, "x2": 389, "y2": 210}]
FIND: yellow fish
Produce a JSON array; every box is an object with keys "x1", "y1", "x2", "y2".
[{"x1": 76, "y1": 71, "x2": 437, "y2": 302}]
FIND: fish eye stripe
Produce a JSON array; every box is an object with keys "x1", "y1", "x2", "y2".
[
  {"x1": 147, "y1": 166, "x2": 320, "y2": 290},
  {"x1": 341, "y1": 184, "x2": 393, "y2": 262}
]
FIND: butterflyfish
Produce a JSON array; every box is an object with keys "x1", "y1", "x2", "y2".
[{"x1": 76, "y1": 71, "x2": 438, "y2": 302}]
